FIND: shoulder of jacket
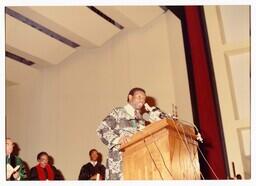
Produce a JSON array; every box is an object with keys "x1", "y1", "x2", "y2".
[{"x1": 14, "y1": 155, "x2": 23, "y2": 163}]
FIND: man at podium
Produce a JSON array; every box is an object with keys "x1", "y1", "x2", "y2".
[{"x1": 97, "y1": 87, "x2": 146, "y2": 180}]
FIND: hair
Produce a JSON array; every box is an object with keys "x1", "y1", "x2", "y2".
[
  {"x1": 127, "y1": 87, "x2": 146, "y2": 102},
  {"x1": 97, "y1": 152, "x2": 103, "y2": 164},
  {"x1": 6, "y1": 138, "x2": 13, "y2": 144},
  {"x1": 89, "y1": 149, "x2": 98, "y2": 156},
  {"x1": 37, "y1": 151, "x2": 49, "y2": 160}
]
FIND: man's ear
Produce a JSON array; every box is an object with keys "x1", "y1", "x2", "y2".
[{"x1": 128, "y1": 95, "x2": 132, "y2": 102}]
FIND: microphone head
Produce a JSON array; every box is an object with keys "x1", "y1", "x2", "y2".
[
  {"x1": 144, "y1": 103, "x2": 151, "y2": 111},
  {"x1": 142, "y1": 112, "x2": 150, "y2": 122}
]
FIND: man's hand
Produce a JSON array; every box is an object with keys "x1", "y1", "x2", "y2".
[
  {"x1": 90, "y1": 174, "x2": 97, "y2": 180},
  {"x1": 119, "y1": 136, "x2": 131, "y2": 145},
  {"x1": 90, "y1": 174, "x2": 102, "y2": 180},
  {"x1": 12, "y1": 171, "x2": 20, "y2": 180}
]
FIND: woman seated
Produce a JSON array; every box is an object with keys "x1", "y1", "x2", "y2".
[{"x1": 29, "y1": 151, "x2": 63, "y2": 180}]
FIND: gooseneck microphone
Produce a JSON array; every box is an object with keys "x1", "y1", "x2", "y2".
[
  {"x1": 143, "y1": 103, "x2": 169, "y2": 122},
  {"x1": 143, "y1": 103, "x2": 203, "y2": 143}
]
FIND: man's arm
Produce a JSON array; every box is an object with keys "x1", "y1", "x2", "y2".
[
  {"x1": 15, "y1": 156, "x2": 27, "y2": 180},
  {"x1": 99, "y1": 165, "x2": 106, "y2": 180},
  {"x1": 96, "y1": 109, "x2": 122, "y2": 149},
  {"x1": 78, "y1": 165, "x2": 90, "y2": 180}
]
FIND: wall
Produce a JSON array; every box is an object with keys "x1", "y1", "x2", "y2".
[
  {"x1": 204, "y1": 5, "x2": 250, "y2": 178},
  {"x1": 6, "y1": 11, "x2": 192, "y2": 179}
]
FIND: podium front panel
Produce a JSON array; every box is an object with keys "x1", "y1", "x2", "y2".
[{"x1": 121, "y1": 119, "x2": 200, "y2": 180}]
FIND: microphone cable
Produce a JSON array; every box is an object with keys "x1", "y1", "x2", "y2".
[
  {"x1": 176, "y1": 119, "x2": 219, "y2": 179},
  {"x1": 143, "y1": 138, "x2": 164, "y2": 180},
  {"x1": 197, "y1": 145, "x2": 219, "y2": 179},
  {"x1": 121, "y1": 127, "x2": 164, "y2": 179},
  {"x1": 150, "y1": 134, "x2": 174, "y2": 179},
  {"x1": 177, "y1": 120, "x2": 206, "y2": 179},
  {"x1": 172, "y1": 118, "x2": 203, "y2": 179}
]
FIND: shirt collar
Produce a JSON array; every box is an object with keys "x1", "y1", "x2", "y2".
[
  {"x1": 124, "y1": 103, "x2": 135, "y2": 118},
  {"x1": 90, "y1": 161, "x2": 97, "y2": 166}
]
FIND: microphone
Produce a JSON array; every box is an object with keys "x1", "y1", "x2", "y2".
[
  {"x1": 142, "y1": 112, "x2": 150, "y2": 121},
  {"x1": 177, "y1": 119, "x2": 203, "y2": 143},
  {"x1": 144, "y1": 103, "x2": 203, "y2": 143},
  {"x1": 144, "y1": 103, "x2": 153, "y2": 112},
  {"x1": 142, "y1": 112, "x2": 152, "y2": 122},
  {"x1": 143, "y1": 103, "x2": 169, "y2": 122}
]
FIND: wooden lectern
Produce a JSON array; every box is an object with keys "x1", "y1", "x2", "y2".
[{"x1": 120, "y1": 119, "x2": 200, "y2": 180}]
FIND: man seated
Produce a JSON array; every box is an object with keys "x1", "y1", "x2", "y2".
[
  {"x1": 78, "y1": 149, "x2": 106, "y2": 180},
  {"x1": 29, "y1": 151, "x2": 63, "y2": 180}
]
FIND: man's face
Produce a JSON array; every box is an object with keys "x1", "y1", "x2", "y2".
[
  {"x1": 128, "y1": 90, "x2": 146, "y2": 110},
  {"x1": 90, "y1": 150, "x2": 98, "y2": 161},
  {"x1": 38, "y1": 154, "x2": 49, "y2": 168},
  {"x1": 6, "y1": 139, "x2": 14, "y2": 156}
]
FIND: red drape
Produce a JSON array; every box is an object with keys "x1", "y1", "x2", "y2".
[{"x1": 184, "y1": 6, "x2": 228, "y2": 179}]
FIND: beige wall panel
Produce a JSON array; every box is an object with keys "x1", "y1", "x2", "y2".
[
  {"x1": 6, "y1": 58, "x2": 39, "y2": 84},
  {"x1": 166, "y1": 11, "x2": 193, "y2": 122},
  {"x1": 218, "y1": 6, "x2": 250, "y2": 44},
  {"x1": 204, "y1": 5, "x2": 250, "y2": 178},
  {"x1": 226, "y1": 52, "x2": 250, "y2": 120}
]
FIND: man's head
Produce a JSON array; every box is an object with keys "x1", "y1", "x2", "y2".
[
  {"x1": 127, "y1": 87, "x2": 146, "y2": 110},
  {"x1": 37, "y1": 152, "x2": 49, "y2": 168},
  {"x1": 89, "y1": 149, "x2": 98, "y2": 161},
  {"x1": 6, "y1": 138, "x2": 14, "y2": 156}
]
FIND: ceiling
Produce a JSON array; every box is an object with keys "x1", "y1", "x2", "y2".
[{"x1": 5, "y1": 6, "x2": 165, "y2": 86}]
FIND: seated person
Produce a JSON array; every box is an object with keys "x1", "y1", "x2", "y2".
[
  {"x1": 6, "y1": 138, "x2": 27, "y2": 180},
  {"x1": 29, "y1": 151, "x2": 63, "y2": 180},
  {"x1": 78, "y1": 149, "x2": 106, "y2": 180}
]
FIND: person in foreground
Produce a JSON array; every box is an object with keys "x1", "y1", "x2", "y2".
[
  {"x1": 6, "y1": 138, "x2": 27, "y2": 180},
  {"x1": 78, "y1": 149, "x2": 106, "y2": 180},
  {"x1": 97, "y1": 87, "x2": 146, "y2": 180},
  {"x1": 29, "y1": 151, "x2": 63, "y2": 180}
]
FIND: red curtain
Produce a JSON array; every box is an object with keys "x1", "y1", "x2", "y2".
[{"x1": 184, "y1": 6, "x2": 228, "y2": 179}]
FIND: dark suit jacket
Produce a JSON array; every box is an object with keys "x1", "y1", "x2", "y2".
[{"x1": 78, "y1": 162, "x2": 105, "y2": 180}]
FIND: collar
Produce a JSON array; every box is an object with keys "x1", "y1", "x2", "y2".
[
  {"x1": 6, "y1": 155, "x2": 11, "y2": 160},
  {"x1": 90, "y1": 161, "x2": 97, "y2": 166},
  {"x1": 124, "y1": 104, "x2": 135, "y2": 118}
]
